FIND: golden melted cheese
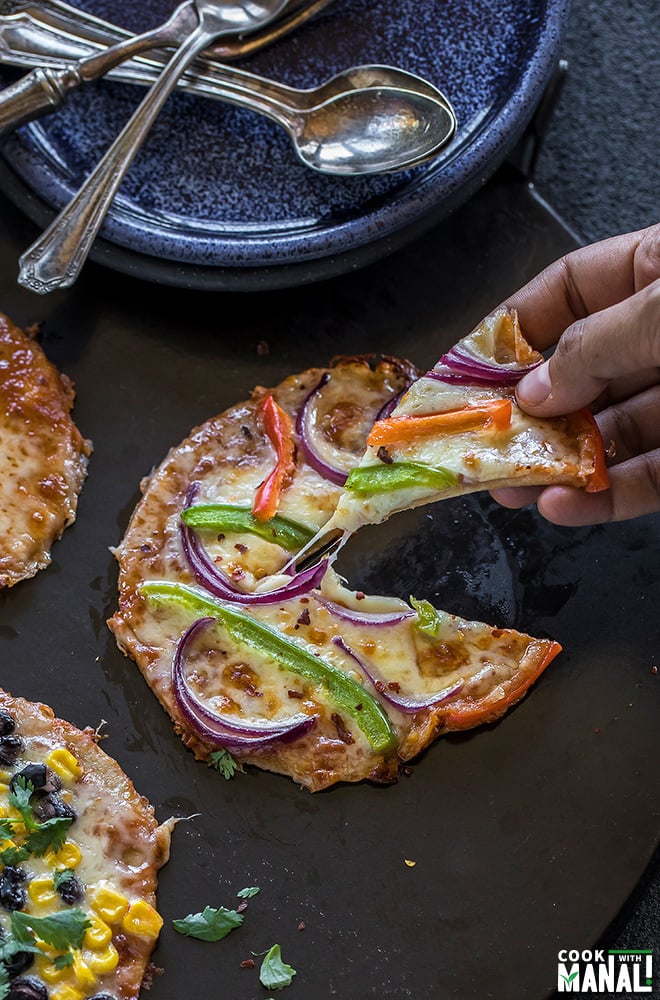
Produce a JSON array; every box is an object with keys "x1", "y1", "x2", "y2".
[{"x1": 0, "y1": 314, "x2": 90, "y2": 589}]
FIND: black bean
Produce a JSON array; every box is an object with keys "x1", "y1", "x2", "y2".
[
  {"x1": 0, "y1": 867, "x2": 26, "y2": 911},
  {"x1": 10, "y1": 765, "x2": 61, "y2": 796},
  {"x1": 0, "y1": 736, "x2": 23, "y2": 766},
  {"x1": 57, "y1": 875, "x2": 83, "y2": 906},
  {"x1": 0, "y1": 711, "x2": 15, "y2": 736},
  {"x1": 4, "y1": 949, "x2": 33, "y2": 979},
  {"x1": 8, "y1": 976, "x2": 48, "y2": 1000},
  {"x1": 32, "y1": 795, "x2": 76, "y2": 823}
]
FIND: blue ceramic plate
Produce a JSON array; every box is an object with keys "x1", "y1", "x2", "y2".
[{"x1": 0, "y1": 0, "x2": 567, "y2": 288}]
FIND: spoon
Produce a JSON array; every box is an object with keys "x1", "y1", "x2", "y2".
[
  {"x1": 15, "y1": 0, "x2": 297, "y2": 294},
  {"x1": 0, "y1": 0, "x2": 336, "y2": 64},
  {"x1": 0, "y1": 0, "x2": 298, "y2": 137},
  {"x1": 0, "y1": 10, "x2": 454, "y2": 115}
]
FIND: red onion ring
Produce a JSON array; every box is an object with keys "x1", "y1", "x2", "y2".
[
  {"x1": 295, "y1": 373, "x2": 349, "y2": 486},
  {"x1": 316, "y1": 594, "x2": 414, "y2": 627},
  {"x1": 374, "y1": 388, "x2": 405, "y2": 422},
  {"x1": 426, "y1": 346, "x2": 541, "y2": 387},
  {"x1": 181, "y1": 484, "x2": 327, "y2": 604},
  {"x1": 332, "y1": 636, "x2": 463, "y2": 715},
  {"x1": 173, "y1": 617, "x2": 317, "y2": 748}
]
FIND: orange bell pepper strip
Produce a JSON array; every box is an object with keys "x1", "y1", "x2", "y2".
[
  {"x1": 252, "y1": 394, "x2": 296, "y2": 522},
  {"x1": 367, "y1": 399, "x2": 513, "y2": 448},
  {"x1": 439, "y1": 640, "x2": 562, "y2": 731}
]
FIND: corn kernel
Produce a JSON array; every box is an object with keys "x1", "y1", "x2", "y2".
[
  {"x1": 0, "y1": 769, "x2": 11, "y2": 783},
  {"x1": 91, "y1": 882, "x2": 129, "y2": 924},
  {"x1": 0, "y1": 783, "x2": 9, "y2": 796},
  {"x1": 84, "y1": 913, "x2": 112, "y2": 950},
  {"x1": 0, "y1": 805, "x2": 8, "y2": 818},
  {"x1": 51, "y1": 986, "x2": 84, "y2": 1000},
  {"x1": 0, "y1": 838, "x2": 15, "y2": 852},
  {"x1": 85, "y1": 943, "x2": 119, "y2": 975},
  {"x1": 72, "y1": 952, "x2": 96, "y2": 989},
  {"x1": 122, "y1": 899, "x2": 163, "y2": 940},
  {"x1": 46, "y1": 748, "x2": 82, "y2": 783},
  {"x1": 48, "y1": 841, "x2": 82, "y2": 869},
  {"x1": 28, "y1": 877, "x2": 56, "y2": 907},
  {"x1": 37, "y1": 956, "x2": 68, "y2": 985}
]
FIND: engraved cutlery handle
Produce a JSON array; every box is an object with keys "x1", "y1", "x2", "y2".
[{"x1": 0, "y1": 65, "x2": 80, "y2": 135}]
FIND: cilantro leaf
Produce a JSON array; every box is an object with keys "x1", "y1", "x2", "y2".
[
  {"x1": 172, "y1": 906, "x2": 243, "y2": 942},
  {"x1": 0, "y1": 962, "x2": 8, "y2": 1000},
  {"x1": 209, "y1": 750, "x2": 241, "y2": 779},
  {"x1": 23, "y1": 817, "x2": 72, "y2": 858},
  {"x1": 53, "y1": 868, "x2": 76, "y2": 891},
  {"x1": 54, "y1": 951, "x2": 75, "y2": 970},
  {"x1": 236, "y1": 886, "x2": 260, "y2": 899},
  {"x1": 0, "y1": 844, "x2": 30, "y2": 867},
  {"x1": 259, "y1": 944, "x2": 296, "y2": 991},
  {"x1": 7, "y1": 777, "x2": 38, "y2": 831},
  {"x1": 0, "y1": 818, "x2": 15, "y2": 840},
  {"x1": 11, "y1": 909, "x2": 90, "y2": 952}
]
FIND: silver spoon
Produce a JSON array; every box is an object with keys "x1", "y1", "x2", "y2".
[
  {"x1": 16, "y1": 0, "x2": 296, "y2": 294},
  {"x1": 0, "y1": 0, "x2": 299, "y2": 136},
  {"x1": 0, "y1": 0, "x2": 335, "y2": 64},
  {"x1": 0, "y1": 18, "x2": 455, "y2": 150}
]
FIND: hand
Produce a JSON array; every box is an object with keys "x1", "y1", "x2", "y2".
[{"x1": 490, "y1": 223, "x2": 660, "y2": 525}]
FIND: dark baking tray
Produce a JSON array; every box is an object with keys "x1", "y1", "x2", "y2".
[{"x1": 0, "y1": 171, "x2": 658, "y2": 999}]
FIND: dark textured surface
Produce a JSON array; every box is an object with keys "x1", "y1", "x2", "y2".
[
  {"x1": 0, "y1": 0, "x2": 567, "y2": 279},
  {"x1": 534, "y1": 3, "x2": 660, "y2": 987},
  {"x1": 534, "y1": 0, "x2": 659, "y2": 243},
  {"x1": 0, "y1": 175, "x2": 658, "y2": 999}
]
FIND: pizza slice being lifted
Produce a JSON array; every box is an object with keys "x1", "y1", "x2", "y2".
[{"x1": 323, "y1": 307, "x2": 608, "y2": 537}]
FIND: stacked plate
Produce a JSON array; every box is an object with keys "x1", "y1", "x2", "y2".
[{"x1": 0, "y1": 0, "x2": 567, "y2": 288}]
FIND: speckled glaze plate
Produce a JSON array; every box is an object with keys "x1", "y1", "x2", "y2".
[{"x1": 0, "y1": 0, "x2": 567, "y2": 287}]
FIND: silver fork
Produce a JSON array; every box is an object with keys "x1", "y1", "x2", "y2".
[{"x1": 17, "y1": 0, "x2": 291, "y2": 294}]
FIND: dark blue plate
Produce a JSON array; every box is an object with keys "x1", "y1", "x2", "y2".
[{"x1": 0, "y1": 0, "x2": 567, "y2": 288}]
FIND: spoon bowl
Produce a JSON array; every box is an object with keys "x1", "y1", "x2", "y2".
[{"x1": 294, "y1": 86, "x2": 456, "y2": 175}]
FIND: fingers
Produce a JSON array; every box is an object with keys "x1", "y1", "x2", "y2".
[
  {"x1": 515, "y1": 279, "x2": 660, "y2": 416},
  {"x1": 536, "y1": 449, "x2": 660, "y2": 524},
  {"x1": 489, "y1": 486, "x2": 542, "y2": 509},
  {"x1": 503, "y1": 223, "x2": 660, "y2": 351},
  {"x1": 596, "y1": 384, "x2": 660, "y2": 465}
]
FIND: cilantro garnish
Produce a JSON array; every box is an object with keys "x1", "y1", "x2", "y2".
[
  {"x1": 172, "y1": 906, "x2": 243, "y2": 942},
  {"x1": 7, "y1": 777, "x2": 38, "y2": 830},
  {"x1": 259, "y1": 944, "x2": 296, "y2": 991},
  {"x1": 0, "y1": 963, "x2": 8, "y2": 1000},
  {"x1": 53, "y1": 868, "x2": 76, "y2": 891},
  {"x1": 236, "y1": 886, "x2": 260, "y2": 899},
  {"x1": 11, "y1": 908, "x2": 90, "y2": 952},
  {"x1": 209, "y1": 749, "x2": 242, "y2": 779},
  {"x1": 54, "y1": 951, "x2": 75, "y2": 970},
  {"x1": 24, "y1": 817, "x2": 72, "y2": 858}
]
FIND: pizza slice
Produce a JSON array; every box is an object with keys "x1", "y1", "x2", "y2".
[
  {"x1": 109, "y1": 358, "x2": 561, "y2": 791},
  {"x1": 0, "y1": 313, "x2": 91, "y2": 589},
  {"x1": 0, "y1": 689, "x2": 172, "y2": 1000},
  {"x1": 325, "y1": 307, "x2": 608, "y2": 535}
]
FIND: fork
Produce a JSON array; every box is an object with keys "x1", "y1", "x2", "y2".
[{"x1": 17, "y1": 0, "x2": 291, "y2": 294}]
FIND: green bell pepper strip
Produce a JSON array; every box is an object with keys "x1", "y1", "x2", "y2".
[
  {"x1": 141, "y1": 581, "x2": 398, "y2": 754},
  {"x1": 345, "y1": 462, "x2": 458, "y2": 497},
  {"x1": 180, "y1": 504, "x2": 314, "y2": 551}
]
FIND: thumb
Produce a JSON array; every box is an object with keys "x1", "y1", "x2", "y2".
[{"x1": 516, "y1": 279, "x2": 660, "y2": 416}]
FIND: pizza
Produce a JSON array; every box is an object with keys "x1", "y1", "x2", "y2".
[
  {"x1": 0, "y1": 314, "x2": 91, "y2": 589},
  {"x1": 109, "y1": 356, "x2": 561, "y2": 791},
  {"x1": 327, "y1": 307, "x2": 609, "y2": 535},
  {"x1": 0, "y1": 689, "x2": 172, "y2": 1000}
]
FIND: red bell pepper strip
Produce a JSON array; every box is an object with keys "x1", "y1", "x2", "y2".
[
  {"x1": 574, "y1": 408, "x2": 609, "y2": 493},
  {"x1": 438, "y1": 640, "x2": 562, "y2": 730},
  {"x1": 367, "y1": 399, "x2": 513, "y2": 448},
  {"x1": 252, "y1": 394, "x2": 296, "y2": 522}
]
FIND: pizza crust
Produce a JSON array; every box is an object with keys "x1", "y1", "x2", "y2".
[
  {"x1": 0, "y1": 689, "x2": 171, "y2": 1000},
  {"x1": 0, "y1": 314, "x2": 91, "y2": 588}
]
